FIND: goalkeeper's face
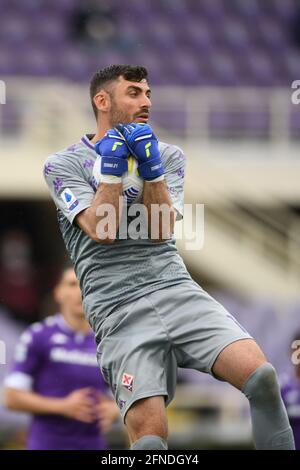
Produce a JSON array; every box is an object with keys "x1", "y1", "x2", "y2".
[{"x1": 108, "y1": 76, "x2": 152, "y2": 127}]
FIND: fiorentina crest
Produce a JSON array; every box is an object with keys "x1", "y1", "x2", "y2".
[{"x1": 122, "y1": 372, "x2": 134, "y2": 392}]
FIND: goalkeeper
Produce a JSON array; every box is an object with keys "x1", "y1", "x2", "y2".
[{"x1": 43, "y1": 65, "x2": 294, "y2": 450}]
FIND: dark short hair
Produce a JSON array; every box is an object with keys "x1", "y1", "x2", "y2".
[{"x1": 89, "y1": 64, "x2": 149, "y2": 119}]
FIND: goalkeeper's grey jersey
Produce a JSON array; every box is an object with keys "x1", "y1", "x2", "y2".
[{"x1": 43, "y1": 134, "x2": 191, "y2": 325}]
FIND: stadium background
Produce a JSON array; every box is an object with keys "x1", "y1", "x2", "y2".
[{"x1": 0, "y1": 0, "x2": 300, "y2": 450}]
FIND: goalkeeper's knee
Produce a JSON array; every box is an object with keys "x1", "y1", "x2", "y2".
[{"x1": 131, "y1": 435, "x2": 168, "y2": 450}]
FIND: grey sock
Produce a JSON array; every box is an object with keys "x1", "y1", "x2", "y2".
[
  {"x1": 242, "y1": 362, "x2": 295, "y2": 449},
  {"x1": 131, "y1": 435, "x2": 168, "y2": 450}
]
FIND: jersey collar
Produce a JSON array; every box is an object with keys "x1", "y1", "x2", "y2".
[{"x1": 81, "y1": 134, "x2": 96, "y2": 151}]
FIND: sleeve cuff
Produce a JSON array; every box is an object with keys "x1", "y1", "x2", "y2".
[
  {"x1": 4, "y1": 372, "x2": 33, "y2": 391},
  {"x1": 68, "y1": 202, "x2": 92, "y2": 225}
]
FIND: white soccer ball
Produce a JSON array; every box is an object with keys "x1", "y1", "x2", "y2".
[
  {"x1": 93, "y1": 155, "x2": 144, "y2": 204},
  {"x1": 122, "y1": 155, "x2": 144, "y2": 204}
]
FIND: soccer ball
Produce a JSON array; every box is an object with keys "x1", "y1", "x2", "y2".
[
  {"x1": 122, "y1": 155, "x2": 144, "y2": 204},
  {"x1": 93, "y1": 155, "x2": 144, "y2": 204}
]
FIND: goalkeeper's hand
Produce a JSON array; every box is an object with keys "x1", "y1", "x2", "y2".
[
  {"x1": 94, "y1": 128, "x2": 130, "y2": 179},
  {"x1": 115, "y1": 123, "x2": 164, "y2": 181}
]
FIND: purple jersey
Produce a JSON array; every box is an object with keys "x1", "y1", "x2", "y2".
[
  {"x1": 5, "y1": 314, "x2": 109, "y2": 450},
  {"x1": 281, "y1": 372, "x2": 300, "y2": 450}
]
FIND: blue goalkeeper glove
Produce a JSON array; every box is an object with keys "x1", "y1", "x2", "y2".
[
  {"x1": 94, "y1": 128, "x2": 130, "y2": 177},
  {"x1": 115, "y1": 123, "x2": 164, "y2": 181}
]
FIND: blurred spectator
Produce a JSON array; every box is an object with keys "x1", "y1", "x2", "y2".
[
  {"x1": 3, "y1": 264, "x2": 120, "y2": 450},
  {"x1": 0, "y1": 230, "x2": 40, "y2": 323},
  {"x1": 280, "y1": 330, "x2": 300, "y2": 450},
  {"x1": 71, "y1": 0, "x2": 117, "y2": 48}
]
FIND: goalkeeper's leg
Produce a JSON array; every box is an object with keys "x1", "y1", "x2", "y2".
[
  {"x1": 125, "y1": 396, "x2": 168, "y2": 450},
  {"x1": 213, "y1": 339, "x2": 295, "y2": 449}
]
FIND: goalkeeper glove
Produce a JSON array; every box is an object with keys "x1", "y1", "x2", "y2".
[
  {"x1": 94, "y1": 128, "x2": 130, "y2": 183},
  {"x1": 115, "y1": 123, "x2": 164, "y2": 181}
]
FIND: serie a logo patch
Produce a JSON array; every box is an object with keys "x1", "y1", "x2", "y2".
[
  {"x1": 122, "y1": 372, "x2": 134, "y2": 392},
  {"x1": 61, "y1": 188, "x2": 79, "y2": 212}
]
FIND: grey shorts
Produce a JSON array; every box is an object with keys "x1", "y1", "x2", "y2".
[{"x1": 96, "y1": 281, "x2": 252, "y2": 420}]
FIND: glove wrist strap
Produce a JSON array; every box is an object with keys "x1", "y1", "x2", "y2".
[
  {"x1": 138, "y1": 157, "x2": 164, "y2": 180},
  {"x1": 101, "y1": 156, "x2": 128, "y2": 176}
]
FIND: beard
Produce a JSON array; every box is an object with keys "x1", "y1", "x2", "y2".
[{"x1": 108, "y1": 97, "x2": 133, "y2": 127}]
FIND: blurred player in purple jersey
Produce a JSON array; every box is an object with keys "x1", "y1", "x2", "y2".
[
  {"x1": 4, "y1": 264, "x2": 120, "y2": 450},
  {"x1": 281, "y1": 330, "x2": 300, "y2": 449}
]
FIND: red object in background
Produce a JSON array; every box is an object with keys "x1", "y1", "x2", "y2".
[{"x1": 0, "y1": 230, "x2": 40, "y2": 320}]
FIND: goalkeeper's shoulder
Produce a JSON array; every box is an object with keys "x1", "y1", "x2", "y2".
[{"x1": 43, "y1": 142, "x2": 85, "y2": 178}]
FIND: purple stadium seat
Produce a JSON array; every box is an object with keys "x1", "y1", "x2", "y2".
[
  {"x1": 144, "y1": 18, "x2": 178, "y2": 52},
  {"x1": 181, "y1": 18, "x2": 215, "y2": 53},
  {"x1": 245, "y1": 49, "x2": 276, "y2": 86},
  {"x1": 0, "y1": 14, "x2": 31, "y2": 45},
  {"x1": 230, "y1": 0, "x2": 261, "y2": 20},
  {"x1": 90, "y1": 49, "x2": 130, "y2": 71},
  {"x1": 168, "y1": 50, "x2": 202, "y2": 85},
  {"x1": 220, "y1": 17, "x2": 251, "y2": 53},
  {"x1": 117, "y1": 18, "x2": 143, "y2": 52},
  {"x1": 155, "y1": 0, "x2": 190, "y2": 21},
  {"x1": 257, "y1": 18, "x2": 288, "y2": 50},
  {"x1": 18, "y1": 45, "x2": 56, "y2": 76},
  {"x1": 133, "y1": 50, "x2": 169, "y2": 85},
  {"x1": 0, "y1": 47, "x2": 19, "y2": 74},
  {"x1": 57, "y1": 46, "x2": 91, "y2": 81},
  {"x1": 209, "y1": 51, "x2": 240, "y2": 86},
  {"x1": 46, "y1": 0, "x2": 79, "y2": 15},
  {"x1": 32, "y1": 14, "x2": 68, "y2": 46},
  {"x1": 273, "y1": 0, "x2": 296, "y2": 23},
  {"x1": 194, "y1": 0, "x2": 226, "y2": 21},
  {"x1": 115, "y1": 0, "x2": 152, "y2": 20}
]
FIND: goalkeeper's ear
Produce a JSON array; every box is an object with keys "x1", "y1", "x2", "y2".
[{"x1": 93, "y1": 89, "x2": 111, "y2": 114}]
